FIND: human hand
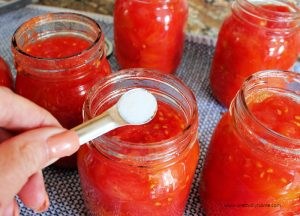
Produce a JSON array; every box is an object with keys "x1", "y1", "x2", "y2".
[{"x1": 0, "y1": 87, "x2": 80, "y2": 215}]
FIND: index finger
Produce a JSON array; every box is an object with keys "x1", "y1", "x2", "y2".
[{"x1": 0, "y1": 87, "x2": 60, "y2": 130}]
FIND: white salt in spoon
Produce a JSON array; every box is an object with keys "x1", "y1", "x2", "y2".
[
  {"x1": 45, "y1": 88, "x2": 157, "y2": 168},
  {"x1": 74, "y1": 88, "x2": 158, "y2": 145}
]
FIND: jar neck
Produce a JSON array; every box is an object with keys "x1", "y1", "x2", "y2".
[
  {"x1": 83, "y1": 69, "x2": 198, "y2": 167},
  {"x1": 230, "y1": 70, "x2": 300, "y2": 163},
  {"x1": 232, "y1": 0, "x2": 300, "y2": 31},
  {"x1": 11, "y1": 13, "x2": 105, "y2": 75}
]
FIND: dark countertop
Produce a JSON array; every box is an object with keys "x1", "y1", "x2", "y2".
[{"x1": 36, "y1": 0, "x2": 233, "y2": 37}]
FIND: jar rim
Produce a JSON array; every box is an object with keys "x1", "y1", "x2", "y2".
[
  {"x1": 232, "y1": 70, "x2": 300, "y2": 155},
  {"x1": 11, "y1": 12, "x2": 104, "y2": 62},
  {"x1": 233, "y1": 0, "x2": 300, "y2": 30},
  {"x1": 84, "y1": 69, "x2": 198, "y2": 147},
  {"x1": 83, "y1": 69, "x2": 199, "y2": 164}
]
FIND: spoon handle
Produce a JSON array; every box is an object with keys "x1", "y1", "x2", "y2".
[
  {"x1": 73, "y1": 113, "x2": 120, "y2": 145},
  {"x1": 44, "y1": 109, "x2": 121, "y2": 168}
]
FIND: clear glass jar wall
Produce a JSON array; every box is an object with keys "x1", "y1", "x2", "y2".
[
  {"x1": 201, "y1": 70, "x2": 300, "y2": 215},
  {"x1": 78, "y1": 69, "x2": 200, "y2": 216},
  {"x1": 12, "y1": 12, "x2": 112, "y2": 168},
  {"x1": 114, "y1": 0, "x2": 188, "y2": 74},
  {"x1": 210, "y1": 0, "x2": 300, "y2": 107}
]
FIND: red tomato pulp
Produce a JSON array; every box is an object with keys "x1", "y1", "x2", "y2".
[
  {"x1": 16, "y1": 35, "x2": 111, "y2": 128},
  {"x1": 78, "y1": 101, "x2": 200, "y2": 215},
  {"x1": 114, "y1": 0, "x2": 188, "y2": 74},
  {"x1": 200, "y1": 93, "x2": 300, "y2": 215},
  {"x1": 15, "y1": 35, "x2": 111, "y2": 167},
  {"x1": 210, "y1": 4, "x2": 300, "y2": 107}
]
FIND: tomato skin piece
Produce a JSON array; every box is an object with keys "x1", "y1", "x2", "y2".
[
  {"x1": 200, "y1": 93, "x2": 300, "y2": 215},
  {"x1": 114, "y1": 0, "x2": 188, "y2": 74},
  {"x1": 78, "y1": 101, "x2": 200, "y2": 216},
  {"x1": 210, "y1": 3, "x2": 300, "y2": 107},
  {"x1": 0, "y1": 57, "x2": 13, "y2": 89}
]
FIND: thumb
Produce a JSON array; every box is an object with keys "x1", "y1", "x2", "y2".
[{"x1": 0, "y1": 127, "x2": 79, "y2": 208}]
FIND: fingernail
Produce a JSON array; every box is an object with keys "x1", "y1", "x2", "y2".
[
  {"x1": 34, "y1": 196, "x2": 49, "y2": 213},
  {"x1": 47, "y1": 130, "x2": 79, "y2": 159}
]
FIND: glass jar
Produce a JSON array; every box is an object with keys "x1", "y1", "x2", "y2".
[
  {"x1": 210, "y1": 0, "x2": 300, "y2": 107},
  {"x1": 78, "y1": 69, "x2": 199, "y2": 216},
  {"x1": 0, "y1": 56, "x2": 12, "y2": 89},
  {"x1": 11, "y1": 13, "x2": 112, "y2": 168},
  {"x1": 114, "y1": 0, "x2": 188, "y2": 74},
  {"x1": 200, "y1": 70, "x2": 300, "y2": 215}
]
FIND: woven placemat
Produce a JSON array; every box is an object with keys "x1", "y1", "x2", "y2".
[{"x1": 0, "y1": 4, "x2": 227, "y2": 215}]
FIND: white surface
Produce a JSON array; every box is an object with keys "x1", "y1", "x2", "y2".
[{"x1": 117, "y1": 88, "x2": 157, "y2": 125}]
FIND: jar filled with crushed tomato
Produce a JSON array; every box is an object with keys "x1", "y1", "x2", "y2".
[
  {"x1": 11, "y1": 13, "x2": 111, "y2": 168},
  {"x1": 210, "y1": 0, "x2": 300, "y2": 107},
  {"x1": 78, "y1": 69, "x2": 199, "y2": 215},
  {"x1": 200, "y1": 70, "x2": 300, "y2": 215},
  {"x1": 114, "y1": 0, "x2": 188, "y2": 74}
]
